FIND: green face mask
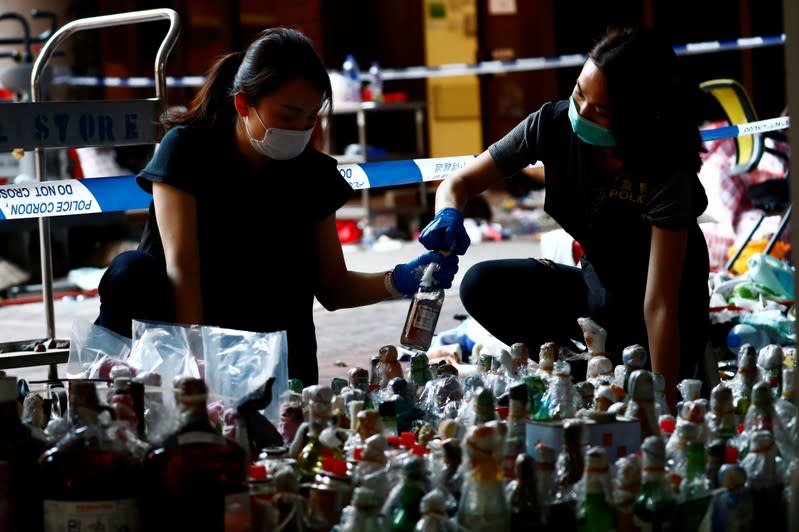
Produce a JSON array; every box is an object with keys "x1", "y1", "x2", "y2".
[{"x1": 568, "y1": 96, "x2": 616, "y2": 147}]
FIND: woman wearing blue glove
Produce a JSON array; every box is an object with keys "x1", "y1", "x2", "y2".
[
  {"x1": 94, "y1": 27, "x2": 457, "y2": 387},
  {"x1": 419, "y1": 26, "x2": 709, "y2": 410}
]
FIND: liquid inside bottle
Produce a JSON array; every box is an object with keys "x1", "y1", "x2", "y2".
[
  {"x1": 400, "y1": 263, "x2": 444, "y2": 351},
  {"x1": 141, "y1": 377, "x2": 249, "y2": 531},
  {"x1": 40, "y1": 380, "x2": 142, "y2": 532}
]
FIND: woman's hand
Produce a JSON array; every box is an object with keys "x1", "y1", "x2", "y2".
[
  {"x1": 419, "y1": 208, "x2": 471, "y2": 255},
  {"x1": 392, "y1": 251, "x2": 459, "y2": 296}
]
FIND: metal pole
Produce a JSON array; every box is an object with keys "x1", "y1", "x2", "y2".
[
  {"x1": 29, "y1": 9, "x2": 180, "y2": 378},
  {"x1": 783, "y1": 0, "x2": 799, "y2": 528}
]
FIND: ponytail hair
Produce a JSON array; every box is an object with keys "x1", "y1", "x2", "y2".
[
  {"x1": 163, "y1": 27, "x2": 332, "y2": 130},
  {"x1": 162, "y1": 51, "x2": 243, "y2": 129},
  {"x1": 589, "y1": 27, "x2": 702, "y2": 178}
]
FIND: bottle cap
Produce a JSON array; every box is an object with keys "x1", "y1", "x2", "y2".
[
  {"x1": 659, "y1": 416, "x2": 676, "y2": 434},
  {"x1": 400, "y1": 431, "x2": 416, "y2": 447},
  {"x1": 725, "y1": 444, "x2": 739, "y2": 464},
  {"x1": 249, "y1": 464, "x2": 267, "y2": 480},
  {"x1": 323, "y1": 456, "x2": 348, "y2": 477}
]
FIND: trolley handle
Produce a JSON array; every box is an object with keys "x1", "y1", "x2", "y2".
[{"x1": 31, "y1": 8, "x2": 181, "y2": 106}]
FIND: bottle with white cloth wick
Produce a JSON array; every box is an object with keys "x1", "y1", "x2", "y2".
[{"x1": 400, "y1": 252, "x2": 448, "y2": 352}]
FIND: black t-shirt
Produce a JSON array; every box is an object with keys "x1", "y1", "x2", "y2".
[
  {"x1": 136, "y1": 124, "x2": 354, "y2": 384},
  {"x1": 489, "y1": 99, "x2": 710, "y2": 346}
]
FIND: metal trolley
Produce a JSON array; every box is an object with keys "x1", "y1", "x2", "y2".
[{"x1": 0, "y1": 8, "x2": 180, "y2": 379}]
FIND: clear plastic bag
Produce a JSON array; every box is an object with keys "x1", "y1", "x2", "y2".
[
  {"x1": 67, "y1": 319, "x2": 133, "y2": 379},
  {"x1": 130, "y1": 320, "x2": 289, "y2": 425}
]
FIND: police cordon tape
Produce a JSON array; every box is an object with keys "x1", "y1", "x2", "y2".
[
  {"x1": 52, "y1": 34, "x2": 786, "y2": 87},
  {"x1": 0, "y1": 115, "x2": 790, "y2": 222}
]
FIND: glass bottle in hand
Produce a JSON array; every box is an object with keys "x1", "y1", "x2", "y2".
[{"x1": 400, "y1": 262, "x2": 444, "y2": 351}]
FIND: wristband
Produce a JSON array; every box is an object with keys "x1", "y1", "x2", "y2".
[{"x1": 384, "y1": 270, "x2": 404, "y2": 299}]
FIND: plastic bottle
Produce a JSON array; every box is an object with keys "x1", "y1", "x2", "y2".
[
  {"x1": 726, "y1": 323, "x2": 772, "y2": 354},
  {"x1": 342, "y1": 53, "x2": 362, "y2": 103},
  {"x1": 400, "y1": 262, "x2": 444, "y2": 352},
  {"x1": 367, "y1": 60, "x2": 383, "y2": 103}
]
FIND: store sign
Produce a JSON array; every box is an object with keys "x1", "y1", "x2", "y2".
[{"x1": 0, "y1": 99, "x2": 159, "y2": 151}]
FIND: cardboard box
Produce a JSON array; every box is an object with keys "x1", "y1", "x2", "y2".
[{"x1": 525, "y1": 416, "x2": 642, "y2": 461}]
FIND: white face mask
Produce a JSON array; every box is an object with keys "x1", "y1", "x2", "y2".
[{"x1": 245, "y1": 110, "x2": 313, "y2": 160}]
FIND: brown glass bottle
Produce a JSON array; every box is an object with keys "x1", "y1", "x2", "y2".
[
  {"x1": 39, "y1": 379, "x2": 143, "y2": 531},
  {"x1": 142, "y1": 377, "x2": 249, "y2": 532},
  {"x1": 400, "y1": 263, "x2": 444, "y2": 351},
  {"x1": 0, "y1": 376, "x2": 48, "y2": 532}
]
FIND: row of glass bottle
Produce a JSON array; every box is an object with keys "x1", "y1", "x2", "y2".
[
  {"x1": 0, "y1": 374, "x2": 250, "y2": 532},
  {"x1": 1, "y1": 339, "x2": 796, "y2": 531}
]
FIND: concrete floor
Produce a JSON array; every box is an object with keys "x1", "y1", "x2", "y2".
[{"x1": 0, "y1": 226, "x2": 542, "y2": 386}]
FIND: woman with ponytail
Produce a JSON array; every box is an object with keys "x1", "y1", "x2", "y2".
[{"x1": 94, "y1": 27, "x2": 457, "y2": 386}]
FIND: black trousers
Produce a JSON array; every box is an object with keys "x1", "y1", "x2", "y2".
[
  {"x1": 459, "y1": 257, "x2": 708, "y2": 386},
  {"x1": 94, "y1": 250, "x2": 174, "y2": 338}
]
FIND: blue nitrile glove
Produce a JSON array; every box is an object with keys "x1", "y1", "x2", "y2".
[
  {"x1": 419, "y1": 207, "x2": 471, "y2": 255},
  {"x1": 393, "y1": 251, "x2": 459, "y2": 296}
]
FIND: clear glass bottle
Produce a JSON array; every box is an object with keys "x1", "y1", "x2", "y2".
[
  {"x1": 336, "y1": 485, "x2": 383, "y2": 532},
  {"x1": 141, "y1": 377, "x2": 249, "y2": 531},
  {"x1": 576, "y1": 447, "x2": 617, "y2": 532},
  {"x1": 740, "y1": 430, "x2": 787, "y2": 531},
  {"x1": 40, "y1": 379, "x2": 142, "y2": 532},
  {"x1": 731, "y1": 344, "x2": 757, "y2": 421},
  {"x1": 556, "y1": 419, "x2": 585, "y2": 494},
  {"x1": 456, "y1": 422, "x2": 510, "y2": 530},
  {"x1": 503, "y1": 382, "x2": 529, "y2": 479},
  {"x1": 613, "y1": 454, "x2": 642, "y2": 532},
  {"x1": 0, "y1": 376, "x2": 48, "y2": 532},
  {"x1": 400, "y1": 262, "x2": 444, "y2": 352},
  {"x1": 535, "y1": 442, "x2": 577, "y2": 529},
  {"x1": 506, "y1": 453, "x2": 544, "y2": 530}
]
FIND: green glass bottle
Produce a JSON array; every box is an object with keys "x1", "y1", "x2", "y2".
[
  {"x1": 577, "y1": 447, "x2": 617, "y2": 532},
  {"x1": 633, "y1": 435, "x2": 676, "y2": 531},
  {"x1": 675, "y1": 440, "x2": 712, "y2": 531},
  {"x1": 385, "y1": 455, "x2": 428, "y2": 532}
]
